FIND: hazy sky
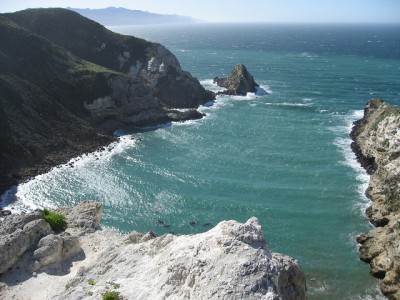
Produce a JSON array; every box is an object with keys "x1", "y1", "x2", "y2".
[{"x1": 0, "y1": 0, "x2": 399, "y2": 23}]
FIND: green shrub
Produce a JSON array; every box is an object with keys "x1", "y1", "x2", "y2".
[
  {"x1": 43, "y1": 209, "x2": 67, "y2": 232},
  {"x1": 88, "y1": 280, "x2": 96, "y2": 286},
  {"x1": 103, "y1": 291, "x2": 120, "y2": 300}
]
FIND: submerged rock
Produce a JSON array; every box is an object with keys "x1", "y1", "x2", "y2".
[
  {"x1": 214, "y1": 64, "x2": 259, "y2": 95},
  {"x1": 350, "y1": 99, "x2": 400, "y2": 299}
]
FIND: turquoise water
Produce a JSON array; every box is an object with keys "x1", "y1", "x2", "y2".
[{"x1": 3, "y1": 24, "x2": 400, "y2": 299}]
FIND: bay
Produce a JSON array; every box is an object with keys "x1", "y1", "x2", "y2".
[{"x1": 3, "y1": 23, "x2": 400, "y2": 299}]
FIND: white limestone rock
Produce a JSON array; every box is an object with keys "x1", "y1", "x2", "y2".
[
  {"x1": 0, "y1": 215, "x2": 52, "y2": 274},
  {"x1": 55, "y1": 201, "x2": 103, "y2": 232},
  {"x1": 33, "y1": 233, "x2": 81, "y2": 269},
  {"x1": 59, "y1": 217, "x2": 306, "y2": 300}
]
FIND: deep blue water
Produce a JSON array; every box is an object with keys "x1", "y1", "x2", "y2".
[{"x1": 3, "y1": 23, "x2": 400, "y2": 299}]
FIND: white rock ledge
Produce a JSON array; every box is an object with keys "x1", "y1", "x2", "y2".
[{"x1": 0, "y1": 202, "x2": 306, "y2": 300}]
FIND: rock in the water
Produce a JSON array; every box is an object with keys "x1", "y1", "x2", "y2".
[
  {"x1": 214, "y1": 64, "x2": 259, "y2": 95},
  {"x1": 351, "y1": 98, "x2": 400, "y2": 299}
]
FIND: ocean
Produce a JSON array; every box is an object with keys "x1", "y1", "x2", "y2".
[{"x1": 2, "y1": 23, "x2": 400, "y2": 299}]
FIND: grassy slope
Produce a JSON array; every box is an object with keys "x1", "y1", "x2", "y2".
[
  {"x1": 3, "y1": 8, "x2": 152, "y2": 74},
  {"x1": 0, "y1": 16, "x2": 116, "y2": 192},
  {"x1": 4, "y1": 8, "x2": 214, "y2": 109}
]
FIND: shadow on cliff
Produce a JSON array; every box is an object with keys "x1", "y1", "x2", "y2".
[{"x1": 0, "y1": 249, "x2": 86, "y2": 287}]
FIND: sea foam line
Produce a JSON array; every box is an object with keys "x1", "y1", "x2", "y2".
[
  {"x1": 1, "y1": 135, "x2": 139, "y2": 213},
  {"x1": 332, "y1": 110, "x2": 370, "y2": 215}
]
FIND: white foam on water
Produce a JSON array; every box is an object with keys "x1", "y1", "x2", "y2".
[
  {"x1": 352, "y1": 285, "x2": 386, "y2": 300},
  {"x1": 172, "y1": 118, "x2": 205, "y2": 127},
  {"x1": 1, "y1": 135, "x2": 139, "y2": 213},
  {"x1": 199, "y1": 79, "x2": 226, "y2": 93},
  {"x1": 265, "y1": 102, "x2": 312, "y2": 107},
  {"x1": 256, "y1": 85, "x2": 271, "y2": 95},
  {"x1": 331, "y1": 110, "x2": 371, "y2": 216}
]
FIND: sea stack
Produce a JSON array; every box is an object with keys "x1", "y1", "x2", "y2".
[
  {"x1": 214, "y1": 64, "x2": 259, "y2": 95},
  {"x1": 350, "y1": 99, "x2": 400, "y2": 299}
]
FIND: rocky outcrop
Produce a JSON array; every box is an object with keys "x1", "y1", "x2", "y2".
[
  {"x1": 33, "y1": 233, "x2": 81, "y2": 270},
  {"x1": 214, "y1": 64, "x2": 259, "y2": 95},
  {"x1": 55, "y1": 201, "x2": 103, "y2": 232},
  {"x1": 350, "y1": 99, "x2": 400, "y2": 299},
  {"x1": 0, "y1": 202, "x2": 306, "y2": 299},
  {"x1": 0, "y1": 202, "x2": 101, "y2": 274},
  {"x1": 0, "y1": 211, "x2": 53, "y2": 274}
]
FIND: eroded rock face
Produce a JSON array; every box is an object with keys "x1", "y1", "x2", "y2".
[
  {"x1": 56, "y1": 201, "x2": 103, "y2": 232},
  {"x1": 0, "y1": 212, "x2": 53, "y2": 274},
  {"x1": 0, "y1": 202, "x2": 103, "y2": 274},
  {"x1": 351, "y1": 99, "x2": 400, "y2": 299},
  {"x1": 1, "y1": 202, "x2": 306, "y2": 299},
  {"x1": 33, "y1": 233, "x2": 81, "y2": 269},
  {"x1": 59, "y1": 217, "x2": 306, "y2": 300},
  {"x1": 5, "y1": 9, "x2": 215, "y2": 111},
  {"x1": 214, "y1": 64, "x2": 259, "y2": 95}
]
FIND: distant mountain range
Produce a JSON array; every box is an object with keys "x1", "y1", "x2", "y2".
[{"x1": 69, "y1": 7, "x2": 195, "y2": 26}]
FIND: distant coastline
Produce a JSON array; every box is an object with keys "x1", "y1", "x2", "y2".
[{"x1": 69, "y1": 7, "x2": 197, "y2": 26}]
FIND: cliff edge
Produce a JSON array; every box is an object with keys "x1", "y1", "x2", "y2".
[
  {"x1": 0, "y1": 202, "x2": 306, "y2": 299},
  {"x1": 350, "y1": 99, "x2": 400, "y2": 299}
]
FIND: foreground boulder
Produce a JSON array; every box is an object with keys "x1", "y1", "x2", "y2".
[
  {"x1": 0, "y1": 202, "x2": 103, "y2": 274},
  {"x1": 0, "y1": 202, "x2": 306, "y2": 299},
  {"x1": 0, "y1": 211, "x2": 52, "y2": 274},
  {"x1": 214, "y1": 64, "x2": 259, "y2": 95},
  {"x1": 60, "y1": 216, "x2": 306, "y2": 300},
  {"x1": 350, "y1": 99, "x2": 400, "y2": 299}
]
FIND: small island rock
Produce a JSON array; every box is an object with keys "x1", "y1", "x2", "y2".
[{"x1": 214, "y1": 64, "x2": 259, "y2": 95}]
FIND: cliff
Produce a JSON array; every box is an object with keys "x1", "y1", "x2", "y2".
[
  {"x1": 4, "y1": 8, "x2": 214, "y2": 109},
  {"x1": 0, "y1": 202, "x2": 307, "y2": 299},
  {"x1": 0, "y1": 9, "x2": 214, "y2": 194},
  {"x1": 350, "y1": 99, "x2": 400, "y2": 299}
]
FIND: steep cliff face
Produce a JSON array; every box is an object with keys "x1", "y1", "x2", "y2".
[
  {"x1": 0, "y1": 10, "x2": 214, "y2": 194},
  {"x1": 350, "y1": 99, "x2": 400, "y2": 299},
  {"x1": 4, "y1": 8, "x2": 214, "y2": 108},
  {"x1": 0, "y1": 202, "x2": 306, "y2": 300}
]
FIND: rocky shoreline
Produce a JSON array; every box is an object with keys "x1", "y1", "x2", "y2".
[
  {"x1": 0, "y1": 202, "x2": 306, "y2": 299},
  {"x1": 350, "y1": 99, "x2": 400, "y2": 299}
]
